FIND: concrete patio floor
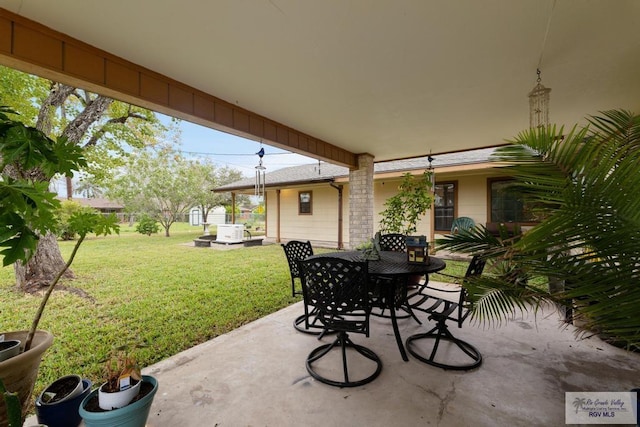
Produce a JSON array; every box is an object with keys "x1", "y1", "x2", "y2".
[
  {"x1": 27, "y1": 301, "x2": 638, "y2": 427},
  {"x1": 144, "y1": 302, "x2": 638, "y2": 426}
]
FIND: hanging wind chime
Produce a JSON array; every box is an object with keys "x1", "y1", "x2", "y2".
[
  {"x1": 528, "y1": 68, "x2": 551, "y2": 129},
  {"x1": 255, "y1": 145, "x2": 266, "y2": 198},
  {"x1": 427, "y1": 154, "x2": 436, "y2": 192}
]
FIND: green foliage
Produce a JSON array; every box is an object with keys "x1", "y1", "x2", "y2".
[
  {"x1": 379, "y1": 171, "x2": 434, "y2": 235},
  {"x1": 437, "y1": 110, "x2": 640, "y2": 349},
  {"x1": 56, "y1": 200, "x2": 98, "y2": 240},
  {"x1": 0, "y1": 379, "x2": 22, "y2": 427},
  {"x1": 187, "y1": 159, "x2": 243, "y2": 224},
  {"x1": 1, "y1": 65, "x2": 166, "y2": 196},
  {"x1": 0, "y1": 106, "x2": 85, "y2": 265},
  {"x1": 0, "y1": 377, "x2": 22, "y2": 427},
  {"x1": 135, "y1": 214, "x2": 160, "y2": 236},
  {"x1": 1, "y1": 105, "x2": 120, "y2": 351},
  {"x1": 104, "y1": 145, "x2": 194, "y2": 237},
  {"x1": 0, "y1": 232, "x2": 307, "y2": 402}
]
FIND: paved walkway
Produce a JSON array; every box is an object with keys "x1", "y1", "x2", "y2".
[{"x1": 26, "y1": 301, "x2": 639, "y2": 426}]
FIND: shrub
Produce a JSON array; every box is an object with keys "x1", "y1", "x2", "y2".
[
  {"x1": 135, "y1": 214, "x2": 160, "y2": 236},
  {"x1": 56, "y1": 200, "x2": 99, "y2": 241}
]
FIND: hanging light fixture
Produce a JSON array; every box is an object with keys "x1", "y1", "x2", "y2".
[
  {"x1": 254, "y1": 145, "x2": 266, "y2": 198},
  {"x1": 528, "y1": 68, "x2": 551, "y2": 129}
]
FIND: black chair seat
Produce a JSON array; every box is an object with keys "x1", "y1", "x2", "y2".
[
  {"x1": 405, "y1": 306, "x2": 482, "y2": 371},
  {"x1": 300, "y1": 256, "x2": 382, "y2": 387},
  {"x1": 405, "y1": 255, "x2": 485, "y2": 371}
]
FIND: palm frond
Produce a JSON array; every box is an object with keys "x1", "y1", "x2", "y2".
[{"x1": 445, "y1": 109, "x2": 640, "y2": 348}]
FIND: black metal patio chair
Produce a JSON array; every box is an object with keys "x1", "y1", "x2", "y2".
[
  {"x1": 405, "y1": 255, "x2": 485, "y2": 370},
  {"x1": 378, "y1": 233, "x2": 406, "y2": 252},
  {"x1": 371, "y1": 233, "x2": 423, "y2": 324},
  {"x1": 281, "y1": 240, "x2": 324, "y2": 335},
  {"x1": 299, "y1": 256, "x2": 382, "y2": 387}
]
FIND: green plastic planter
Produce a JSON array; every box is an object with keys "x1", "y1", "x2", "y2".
[{"x1": 79, "y1": 375, "x2": 158, "y2": 427}]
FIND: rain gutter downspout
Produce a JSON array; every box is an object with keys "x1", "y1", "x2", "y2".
[{"x1": 329, "y1": 182, "x2": 344, "y2": 249}]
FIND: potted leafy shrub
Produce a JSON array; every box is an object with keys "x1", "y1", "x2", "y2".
[
  {"x1": 0, "y1": 106, "x2": 119, "y2": 426},
  {"x1": 80, "y1": 349, "x2": 158, "y2": 427},
  {"x1": 378, "y1": 170, "x2": 434, "y2": 237}
]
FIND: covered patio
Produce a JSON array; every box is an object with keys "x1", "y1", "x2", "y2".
[
  {"x1": 4, "y1": 2, "x2": 639, "y2": 425},
  {"x1": 98, "y1": 302, "x2": 638, "y2": 425}
]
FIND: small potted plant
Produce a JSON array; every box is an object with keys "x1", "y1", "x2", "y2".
[
  {"x1": 98, "y1": 350, "x2": 142, "y2": 410},
  {"x1": 356, "y1": 235, "x2": 381, "y2": 260},
  {"x1": 34, "y1": 375, "x2": 92, "y2": 427},
  {"x1": 0, "y1": 105, "x2": 120, "y2": 426},
  {"x1": 79, "y1": 349, "x2": 158, "y2": 427}
]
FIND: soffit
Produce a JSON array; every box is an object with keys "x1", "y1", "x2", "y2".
[{"x1": 1, "y1": 1, "x2": 639, "y2": 161}]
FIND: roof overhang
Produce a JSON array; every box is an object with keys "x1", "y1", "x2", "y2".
[{"x1": 1, "y1": 1, "x2": 639, "y2": 166}]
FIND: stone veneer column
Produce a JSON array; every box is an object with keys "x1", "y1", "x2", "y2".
[{"x1": 348, "y1": 153, "x2": 374, "y2": 249}]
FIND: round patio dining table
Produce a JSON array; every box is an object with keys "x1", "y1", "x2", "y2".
[{"x1": 309, "y1": 250, "x2": 446, "y2": 361}]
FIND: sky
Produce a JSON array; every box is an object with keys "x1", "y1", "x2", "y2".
[
  {"x1": 167, "y1": 115, "x2": 317, "y2": 178},
  {"x1": 54, "y1": 114, "x2": 317, "y2": 197}
]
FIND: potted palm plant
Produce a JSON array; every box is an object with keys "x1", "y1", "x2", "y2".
[
  {"x1": 436, "y1": 110, "x2": 640, "y2": 352},
  {"x1": 0, "y1": 105, "x2": 119, "y2": 426}
]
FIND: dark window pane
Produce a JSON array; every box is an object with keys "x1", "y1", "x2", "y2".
[
  {"x1": 434, "y1": 183, "x2": 455, "y2": 231},
  {"x1": 299, "y1": 191, "x2": 312, "y2": 214},
  {"x1": 491, "y1": 180, "x2": 530, "y2": 222}
]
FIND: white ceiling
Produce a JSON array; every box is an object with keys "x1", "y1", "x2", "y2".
[{"x1": 2, "y1": 0, "x2": 639, "y2": 161}]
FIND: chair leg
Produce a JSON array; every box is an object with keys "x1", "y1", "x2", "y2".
[
  {"x1": 293, "y1": 306, "x2": 326, "y2": 335},
  {"x1": 306, "y1": 332, "x2": 383, "y2": 387},
  {"x1": 405, "y1": 319, "x2": 482, "y2": 371}
]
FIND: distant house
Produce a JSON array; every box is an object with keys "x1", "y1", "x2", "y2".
[
  {"x1": 214, "y1": 148, "x2": 530, "y2": 249},
  {"x1": 60, "y1": 197, "x2": 126, "y2": 221}
]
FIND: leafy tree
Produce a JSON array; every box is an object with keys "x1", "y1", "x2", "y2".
[
  {"x1": 105, "y1": 145, "x2": 194, "y2": 237},
  {"x1": 187, "y1": 159, "x2": 244, "y2": 231},
  {"x1": 379, "y1": 171, "x2": 434, "y2": 235},
  {"x1": 74, "y1": 175, "x2": 104, "y2": 198},
  {"x1": 437, "y1": 110, "x2": 640, "y2": 350},
  {"x1": 0, "y1": 65, "x2": 164, "y2": 290}
]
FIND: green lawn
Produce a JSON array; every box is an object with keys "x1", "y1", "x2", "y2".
[
  {"x1": 0, "y1": 223, "x2": 467, "y2": 401},
  {"x1": 0, "y1": 223, "x2": 299, "y2": 397}
]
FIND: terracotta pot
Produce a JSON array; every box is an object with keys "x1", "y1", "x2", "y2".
[{"x1": 0, "y1": 331, "x2": 54, "y2": 427}]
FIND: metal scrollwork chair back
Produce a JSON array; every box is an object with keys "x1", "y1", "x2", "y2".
[
  {"x1": 299, "y1": 256, "x2": 382, "y2": 387},
  {"x1": 378, "y1": 233, "x2": 407, "y2": 252},
  {"x1": 282, "y1": 240, "x2": 326, "y2": 335}
]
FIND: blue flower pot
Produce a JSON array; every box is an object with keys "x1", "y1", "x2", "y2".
[
  {"x1": 79, "y1": 375, "x2": 158, "y2": 427},
  {"x1": 35, "y1": 378, "x2": 92, "y2": 427}
]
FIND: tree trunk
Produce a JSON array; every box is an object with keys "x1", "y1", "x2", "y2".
[
  {"x1": 14, "y1": 232, "x2": 74, "y2": 292},
  {"x1": 66, "y1": 176, "x2": 73, "y2": 199}
]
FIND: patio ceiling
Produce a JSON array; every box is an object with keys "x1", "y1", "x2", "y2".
[{"x1": 1, "y1": 1, "x2": 639, "y2": 165}]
